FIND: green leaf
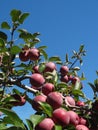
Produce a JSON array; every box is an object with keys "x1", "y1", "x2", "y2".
[
  {"x1": 19, "y1": 13, "x2": 29, "y2": 24},
  {"x1": 0, "y1": 123, "x2": 7, "y2": 129},
  {"x1": 49, "y1": 56, "x2": 62, "y2": 63},
  {"x1": 38, "y1": 63, "x2": 45, "y2": 72},
  {"x1": 65, "y1": 53, "x2": 69, "y2": 62},
  {"x1": 88, "y1": 82, "x2": 96, "y2": 92},
  {"x1": 26, "y1": 119, "x2": 33, "y2": 130},
  {"x1": 39, "y1": 102, "x2": 53, "y2": 117},
  {"x1": 0, "y1": 38, "x2": 5, "y2": 48},
  {"x1": 1, "y1": 22, "x2": 10, "y2": 29},
  {"x1": 0, "y1": 108, "x2": 26, "y2": 129},
  {"x1": 40, "y1": 49, "x2": 48, "y2": 61},
  {"x1": 79, "y1": 44, "x2": 84, "y2": 53},
  {"x1": 6, "y1": 126, "x2": 24, "y2": 130},
  {"x1": 10, "y1": 9, "x2": 21, "y2": 22},
  {"x1": 30, "y1": 114, "x2": 44, "y2": 127},
  {"x1": 55, "y1": 125, "x2": 62, "y2": 130},
  {"x1": 72, "y1": 89, "x2": 84, "y2": 97},
  {"x1": 0, "y1": 31, "x2": 7, "y2": 41},
  {"x1": 10, "y1": 46, "x2": 21, "y2": 54},
  {"x1": 57, "y1": 82, "x2": 68, "y2": 88},
  {"x1": 38, "y1": 46, "x2": 47, "y2": 50}
]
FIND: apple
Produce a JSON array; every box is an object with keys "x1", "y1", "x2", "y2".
[
  {"x1": 19, "y1": 49, "x2": 30, "y2": 62},
  {"x1": 46, "y1": 92, "x2": 63, "y2": 110},
  {"x1": 60, "y1": 75, "x2": 69, "y2": 83},
  {"x1": 29, "y1": 48, "x2": 40, "y2": 61},
  {"x1": 60, "y1": 65, "x2": 69, "y2": 75},
  {"x1": 76, "y1": 101, "x2": 85, "y2": 107},
  {"x1": 44, "y1": 62, "x2": 56, "y2": 72},
  {"x1": 32, "y1": 95, "x2": 47, "y2": 111},
  {"x1": 42, "y1": 83, "x2": 54, "y2": 96},
  {"x1": 67, "y1": 111, "x2": 79, "y2": 126},
  {"x1": 79, "y1": 117, "x2": 87, "y2": 125},
  {"x1": 64, "y1": 96, "x2": 75, "y2": 106},
  {"x1": 32, "y1": 65, "x2": 40, "y2": 73},
  {"x1": 11, "y1": 94, "x2": 26, "y2": 106},
  {"x1": 71, "y1": 76, "x2": 80, "y2": 84},
  {"x1": 30, "y1": 73, "x2": 45, "y2": 87},
  {"x1": 76, "y1": 124, "x2": 89, "y2": 130},
  {"x1": 35, "y1": 118, "x2": 55, "y2": 130},
  {"x1": 52, "y1": 108, "x2": 70, "y2": 126}
]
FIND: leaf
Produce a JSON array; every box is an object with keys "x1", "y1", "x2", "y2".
[
  {"x1": 10, "y1": 46, "x2": 21, "y2": 54},
  {"x1": 88, "y1": 82, "x2": 96, "y2": 92},
  {"x1": 39, "y1": 102, "x2": 53, "y2": 117},
  {"x1": 65, "y1": 53, "x2": 69, "y2": 62},
  {"x1": 6, "y1": 126, "x2": 24, "y2": 130},
  {"x1": 0, "y1": 108, "x2": 26, "y2": 129},
  {"x1": 0, "y1": 123, "x2": 7, "y2": 129},
  {"x1": 0, "y1": 38, "x2": 5, "y2": 48},
  {"x1": 40, "y1": 49, "x2": 48, "y2": 61},
  {"x1": 79, "y1": 44, "x2": 84, "y2": 53},
  {"x1": 54, "y1": 125, "x2": 62, "y2": 130},
  {"x1": 1, "y1": 22, "x2": 10, "y2": 29},
  {"x1": 49, "y1": 56, "x2": 62, "y2": 63},
  {"x1": 10, "y1": 9, "x2": 21, "y2": 22},
  {"x1": 73, "y1": 67, "x2": 80, "y2": 71},
  {"x1": 30, "y1": 114, "x2": 44, "y2": 127},
  {"x1": 38, "y1": 46, "x2": 47, "y2": 50},
  {"x1": 72, "y1": 89, "x2": 84, "y2": 97},
  {"x1": 19, "y1": 13, "x2": 29, "y2": 24},
  {"x1": 26, "y1": 119, "x2": 33, "y2": 130},
  {"x1": 0, "y1": 31, "x2": 7, "y2": 41}
]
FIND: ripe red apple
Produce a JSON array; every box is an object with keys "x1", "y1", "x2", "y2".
[
  {"x1": 76, "y1": 124, "x2": 89, "y2": 130},
  {"x1": 11, "y1": 94, "x2": 26, "y2": 106},
  {"x1": 52, "y1": 108, "x2": 70, "y2": 126},
  {"x1": 42, "y1": 83, "x2": 54, "y2": 96},
  {"x1": 64, "y1": 96, "x2": 75, "y2": 106},
  {"x1": 67, "y1": 111, "x2": 79, "y2": 126},
  {"x1": 44, "y1": 62, "x2": 56, "y2": 72},
  {"x1": 32, "y1": 95, "x2": 47, "y2": 111},
  {"x1": 32, "y1": 65, "x2": 40, "y2": 73},
  {"x1": 76, "y1": 101, "x2": 85, "y2": 107},
  {"x1": 19, "y1": 50, "x2": 30, "y2": 62},
  {"x1": 29, "y1": 48, "x2": 40, "y2": 61},
  {"x1": 46, "y1": 92, "x2": 63, "y2": 110},
  {"x1": 60, "y1": 65, "x2": 69, "y2": 75},
  {"x1": 60, "y1": 75, "x2": 69, "y2": 83},
  {"x1": 71, "y1": 76, "x2": 80, "y2": 84},
  {"x1": 30, "y1": 73, "x2": 45, "y2": 87},
  {"x1": 79, "y1": 117, "x2": 87, "y2": 125},
  {"x1": 35, "y1": 118, "x2": 55, "y2": 130}
]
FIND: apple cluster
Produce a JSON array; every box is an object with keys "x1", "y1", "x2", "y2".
[
  {"x1": 19, "y1": 47, "x2": 40, "y2": 62},
  {"x1": 29, "y1": 61, "x2": 90, "y2": 129}
]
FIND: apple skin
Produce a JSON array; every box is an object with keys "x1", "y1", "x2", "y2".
[
  {"x1": 30, "y1": 73, "x2": 45, "y2": 87},
  {"x1": 71, "y1": 76, "x2": 80, "y2": 84},
  {"x1": 32, "y1": 95, "x2": 47, "y2": 111},
  {"x1": 29, "y1": 48, "x2": 40, "y2": 61},
  {"x1": 76, "y1": 124, "x2": 89, "y2": 130},
  {"x1": 67, "y1": 111, "x2": 79, "y2": 126},
  {"x1": 60, "y1": 75, "x2": 69, "y2": 83},
  {"x1": 35, "y1": 118, "x2": 55, "y2": 130},
  {"x1": 32, "y1": 65, "x2": 40, "y2": 73},
  {"x1": 46, "y1": 92, "x2": 63, "y2": 110},
  {"x1": 60, "y1": 65, "x2": 69, "y2": 75},
  {"x1": 79, "y1": 117, "x2": 87, "y2": 125},
  {"x1": 19, "y1": 50, "x2": 30, "y2": 62},
  {"x1": 76, "y1": 101, "x2": 85, "y2": 107},
  {"x1": 11, "y1": 94, "x2": 26, "y2": 106},
  {"x1": 44, "y1": 62, "x2": 56, "y2": 72},
  {"x1": 52, "y1": 108, "x2": 70, "y2": 126},
  {"x1": 64, "y1": 96, "x2": 75, "y2": 106},
  {"x1": 42, "y1": 83, "x2": 54, "y2": 96}
]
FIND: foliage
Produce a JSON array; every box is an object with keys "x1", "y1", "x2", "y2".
[{"x1": 0, "y1": 9, "x2": 98, "y2": 130}]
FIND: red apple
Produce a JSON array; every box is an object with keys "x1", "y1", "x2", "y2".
[
  {"x1": 79, "y1": 117, "x2": 87, "y2": 125},
  {"x1": 32, "y1": 95, "x2": 47, "y2": 111},
  {"x1": 42, "y1": 83, "x2": 54, "y2": 96},
  {"x1": 44, "y1": 62, "x2": 56, "y2": 72},
  {"x1": 11, "y1": 94, "x2": 26, "y2": 106},
  {"x1": 71, "y1": 76, "x2": 80, "y2": 84},
  {"x1": 60, "y1": 75, "x2": 69, "y2": 83},
  {"x1": 19, "y1": 50, "x2": 30, "y2": 62},
  {"x1": 46, "y1": 92, "x2": 63, "y2": 110},
  {"x1": 64, "y1": 96, "x2": 75, "y2": 106},
  {"x1": 29, "y1": 48, "x2": 40, "y2": 61},
  {"x1": 30, "y1": 73, "x2": 45, "y2": 87},
  {"x1": 35, "y1": 118, "x2": 55, "y2": 130},
  {"x1": 52, "y1": 108, "x2": 70, "y2": 126},
  {"x1": 76, "y1": 101, "x2": 85, "y2": 107},
  {"x1": 67, "y1": 111, "x2": 79, "y2": 126},
  {"x1": 60, "y1": 65, "x2": 69, "y2": 75},
  {"x1": 32, "y1": 65, "x2": 40, "y2": 73},
  {"x1": 76, "y1": 124, "x2": 89, "y2": 130}
]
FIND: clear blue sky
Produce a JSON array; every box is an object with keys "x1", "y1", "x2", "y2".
[{"x1": 0, "y1": 0, "x2": 98, "y2": 121}]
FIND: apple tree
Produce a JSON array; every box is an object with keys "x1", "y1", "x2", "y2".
[{"x1": 0, "y1": 9, "x2": 98, "y2": 130}]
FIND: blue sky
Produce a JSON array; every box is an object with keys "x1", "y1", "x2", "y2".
[{"x1": 0, "y1": 0, "x2": 98, "y2": 122}]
